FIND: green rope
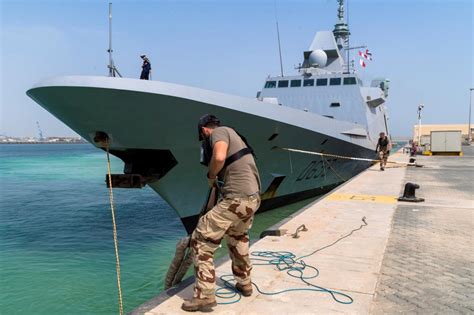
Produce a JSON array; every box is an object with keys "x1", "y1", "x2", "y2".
[{"x1": 216, "y1": 217, "x2": 368, "y2": 305}]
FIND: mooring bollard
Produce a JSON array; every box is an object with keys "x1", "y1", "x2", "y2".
[{"x1": 398, "y1": 182, "x2": 425, "y2": 202}]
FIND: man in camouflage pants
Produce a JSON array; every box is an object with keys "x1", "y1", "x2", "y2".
[
  {"x1": 375, "y1": 132, "x2": 391, "y2": 171},
  {"x1": 182, "y1": 114, "x2": 261, "y2": 312}
]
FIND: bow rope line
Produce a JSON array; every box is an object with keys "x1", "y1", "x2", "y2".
[
  {"x1": 105, "y1": 141, "x2": 124, "y2": 315},
  {"x1": 321, "y1": 154, "x2": 347, "y2": 182},
  {"x1": 276, "y1": 147, "x2": 414, "y2": 166}
]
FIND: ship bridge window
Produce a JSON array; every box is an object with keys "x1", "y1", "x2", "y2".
[
  {"x1": 278, "y1": 80, "x2": 289, "y2": 88},
  {"x1": 290, "y1": 80, "x2": 302, "y2": 87},
  {"x1": 343, "y1": 77, "x2": 357, "y2": 85},
  {"x1": 264, "y1": 81, "x2": 276, "y2": 88},
  {"x1": 316, "y1": 78, "x2": 328, "y2": 86},
  {"x1": 303, "y1": 79, "x2": 314, "y2": 86},
  {"x1": 330, "y1": 102, "x2": 341, "y2": 107},
  {"x1": 330, "y1": 78, "x2": 341, "y2": 85}
]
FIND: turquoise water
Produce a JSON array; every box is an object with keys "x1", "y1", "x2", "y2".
[{"x1": 0, "y1": 144, "x2": 313, "y2": 314}]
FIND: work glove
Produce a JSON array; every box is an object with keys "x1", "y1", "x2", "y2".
[{"x1": 207, "y1": 173, "x2": 217, "y2": 188}]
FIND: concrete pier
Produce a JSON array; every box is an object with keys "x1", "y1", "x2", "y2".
[
  {"x1": 371, "y1": 146, "x2": 474, "y2": 314},
  {"x1": 132, "y1": 147, "x2": 473, "y2": 314}
]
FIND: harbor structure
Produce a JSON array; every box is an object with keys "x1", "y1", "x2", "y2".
[{"x1": 413, "y1": 124, "x2": 473, "y2": 145}]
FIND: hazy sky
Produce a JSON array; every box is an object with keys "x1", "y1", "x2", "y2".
[{"x1": 1, "y1": 0, "x2": 473, "y2": 137}]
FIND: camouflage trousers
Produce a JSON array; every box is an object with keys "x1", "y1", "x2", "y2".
[
  {"x1": 379, "y1": 150, "x2": 389, "y2": 168},
  {"x1": 190, "y1": 194, "x2": 260, "y2": 299}
]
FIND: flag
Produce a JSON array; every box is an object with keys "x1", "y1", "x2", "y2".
[
  {"x1": 365, "y1": 49, "x2": 373, "y2": 61},
  {"x1": 358, "y1": 48, "x2": 373, "y2": 69},
  {"x1": 358, "y1": 49, "x2": 373, "y2": 61}
]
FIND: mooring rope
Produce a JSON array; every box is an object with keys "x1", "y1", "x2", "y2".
[
  {"x1": 276, "y1": 147, "x2": 413, "y2": 166},
  {"x1": 105, "y1": 141, "x2": 124, "y2": 315},
  {"x1": 321, "y1": 155, "x2": 347, "y2": 182}
]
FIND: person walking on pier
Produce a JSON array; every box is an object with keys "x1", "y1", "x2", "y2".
[
  {"x1": 181, "y1": 114, "x2": 261, "y2": 312},
  {"x1": 376, "y1": 132, "x2": 391, "y2": 171},
  {"x1": 139, "y1": 54, "x2": 151, "y2": 80}
]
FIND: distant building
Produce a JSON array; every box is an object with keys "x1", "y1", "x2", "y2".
[
  {"x1": 0, "y1": 136, "x2": 85, "y2": 144},
  {"x1": 413, "y1": 124, "x2": 473, "y2": 145}
]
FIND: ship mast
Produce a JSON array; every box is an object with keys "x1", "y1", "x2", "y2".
[
  {"x1": 332, "y1": 0, "x2": 351, "y2": 73},
  {"x1": 107, "y1": 2, "x2": 122, "y2": 77}
]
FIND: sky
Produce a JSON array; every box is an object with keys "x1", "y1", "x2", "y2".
[{"x1": 1, "y1": 0, "x2": 473, "y2": 138}]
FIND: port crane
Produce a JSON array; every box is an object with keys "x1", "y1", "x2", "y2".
[{"x1": 36, "y1": 121, "x2": 44, "y2": 141}]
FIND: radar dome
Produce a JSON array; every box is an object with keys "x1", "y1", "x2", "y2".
[{"x1": 309, "y1": 49, "x2": 327, "y2": 67}]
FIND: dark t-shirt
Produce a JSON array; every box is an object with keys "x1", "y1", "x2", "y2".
[
  {"x1": 210, "y1": 127, "x2": 261, "y2": 198},
  {"x1": 378, "y1": 137, "x2": 390, "y2": 151}
]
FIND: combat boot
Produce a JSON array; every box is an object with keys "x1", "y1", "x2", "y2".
[
  {"x1": 235, "y1": 283, "x2": 253, "y2": 297},
  {"x1": 181, "y1": 297, "x2": 217, "y2": 312}
]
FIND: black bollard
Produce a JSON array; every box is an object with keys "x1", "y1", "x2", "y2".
[{"x1": 398, "y1": 182, "x2": 424, "y2": 202}]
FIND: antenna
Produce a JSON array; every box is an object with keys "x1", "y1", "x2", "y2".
[
  {"x1": 107, "y1": 2, "x2": 122, "y2": 77},
  {"x1": 274, "y1": 0, "x2": 284, "y2": 77},
  {"x1": 108, "y1": 3, "x2": 113, "y2": 76},
  {"x1": 333, "y1": 0, "x2": 351, "y2": 74},
  {"x1": 346, "y1": 0, "x2": 350, "y2": 73}
]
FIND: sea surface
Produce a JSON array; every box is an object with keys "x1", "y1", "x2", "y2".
[{"x1": 0, "y1": 144, "x2": 314, "y2": 314}]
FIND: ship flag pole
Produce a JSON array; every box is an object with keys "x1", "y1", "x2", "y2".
[
  {"x1": 274, "y1": 0, "x2": 284, "y2": 77},
  {"x1": 107, "y1": 2, "x2": 122, "y2": 77}
]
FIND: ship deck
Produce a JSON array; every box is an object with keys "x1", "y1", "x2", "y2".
[{"x1": 131, "y1": 146, "x2": 474, "y2": 314}]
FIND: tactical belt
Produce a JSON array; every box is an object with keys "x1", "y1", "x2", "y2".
[{"x1": 224, "y1": 147, "x2": 253, "y2": 168}]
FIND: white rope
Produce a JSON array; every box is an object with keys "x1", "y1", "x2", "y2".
[{"x1": 276, "y1": 147, "x2": 414, "y2": 166}]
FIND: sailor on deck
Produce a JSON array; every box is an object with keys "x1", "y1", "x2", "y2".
[
  {"x1": 139, "y1": 54, "x2": 151, "y2": 80},
  {"x1": 181, "y1": 114, "x2": 261, "y2": 312}
]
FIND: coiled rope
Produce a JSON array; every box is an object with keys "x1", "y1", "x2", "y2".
[
  {"x1": 105, "y1": 141, "x2": 124, "y2": 315},
  {"x1": 216, "y1": 217, "x2": 368, "y2": 305}
]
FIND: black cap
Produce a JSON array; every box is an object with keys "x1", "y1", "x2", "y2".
[{"x1": 198, "y1": 114, "x2": 220, "y2": 141}]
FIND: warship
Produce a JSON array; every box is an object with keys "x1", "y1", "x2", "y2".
[{"x1": 27, "y1": 1, "x2": 390, "y2": 233}]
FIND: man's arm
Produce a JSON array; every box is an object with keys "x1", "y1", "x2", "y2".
[
  {"x1": 208, "y1": 140, "x2": 228, "y2": 179},
  {"x1": 375, "y1": 141, "x2": 379, "y2": 153}
]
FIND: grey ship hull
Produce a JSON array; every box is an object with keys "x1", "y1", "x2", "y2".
[{"x1": 27, "y1": 76, "x2": 375, "y2": 233}]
